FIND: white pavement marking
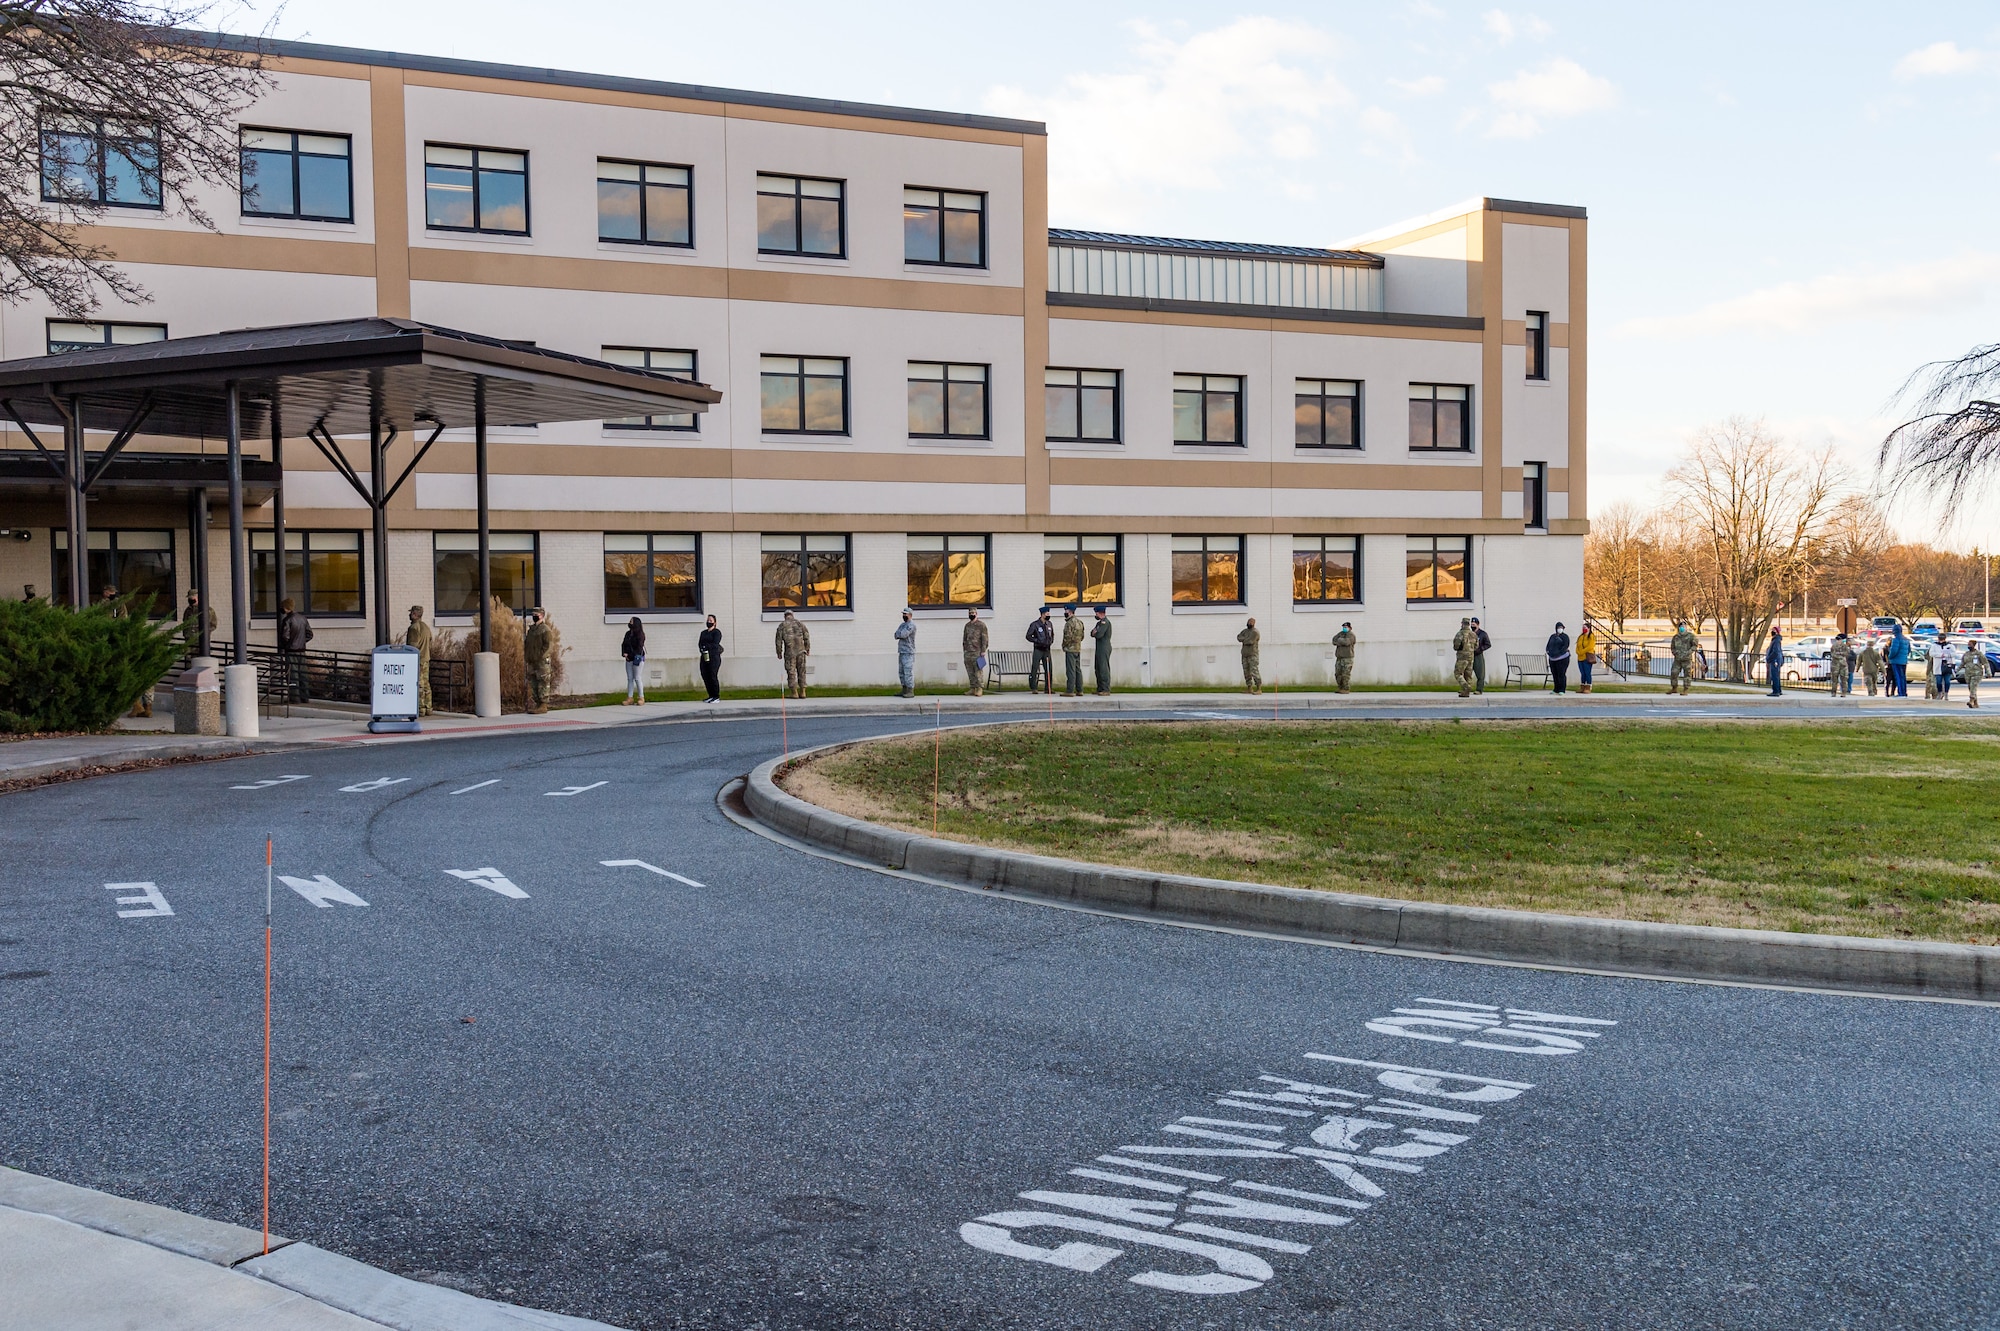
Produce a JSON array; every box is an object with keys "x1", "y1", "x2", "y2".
[
  {"x1": 545, "y1": 782, "x2": 608, "y2": 797},
  {"x1": 443, "y1": 867, "x2": 528, "y2": 899},
  {"x1": 599, "y1": 859, "x2": 706, "y2": 887},
  {"x1": 230, "y1": 775, "x2": 310, "y2": 791},
  {"x1": 277, "y1": 874, "x2": 368, "y2": 908},
  {"x1": 339, "y1": 778, "x2": 410, "y2": 794},
  {"x1": 105, "y1": 882, "x2": 172, "y2": 918},
  {"x1": 1359, "y1": 1000, "x2": 1620, "y2": 1056},
  {"x1": 449, "y1": 779, "x2": 501, "y2": 795}
]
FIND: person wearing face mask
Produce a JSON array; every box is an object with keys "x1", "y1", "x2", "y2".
[{"x1": 698, "y1": 614, "x2": 724, "y2": 703}]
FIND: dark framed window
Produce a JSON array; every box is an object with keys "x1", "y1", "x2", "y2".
[
  {"x1": 602, "y1": 347, "x2": 698, "y2": 430},
  {"x1": 46, "y1": 320, "x2": 166, "y2": 354},
  {"x1": 1293, "y1": 535, "x2": 1361, "y2": 604},
  {"x1": 1171, "y1": 535, "x2": 1243, "y2": 604},
  {"x1": 424, "y1": 144, "x2": 528, "y2": 234},
  {"x1": 1525, "y1": 311, "x2": 1548, "y2": 381},
  {"x1": 1295, "y1": 378, "x2": 1361, "y2": 449},
  {"x1": 1173, "y1": 374, "x2": 1244, "y2": 445},
  {"x1": 907, "y1": 534, "x2": 989, "y2": 608},
  {"x1": 1045, "y1": 368, "x2": 1119, "y2": 442},
  {"x1": 1523, "y1": 462, "x2": 1547, "y2": 530},
  {"x1": 909, "y1": 362, "x2": 989, "y2": 439},
  {"x1": 241, "y1": 129, "x2": 352, "y2": 222},
  {"x1": 756, "y1": 173, "x2": 844, "y2": 256},
  {"x1": 604, "y1": 533, "x2": 699, "y2": 611},
  {"x1": 251, "y1": 530, "x2": 362, "y2": 617},
  {"x1": 904, "y1": 187, "x2": 985, "y2": 266},
  {"x1": 41, "y1": 115, "x2": 159, "y2": 208},
  {"x1": 761, "y1": 533, "x2": 850, "y2": 609},
  {"x1": 52, "y1": 528, "x2": 173, "y2": 612},
  {"x1": 1409, "y1": 383, "x2": 1471, "y2": 452},
  {"x1": 598, "y1": 159, "x2": 691, "y2": 247},
  {"x1": 1406, "y1": 536, "x2": 1471, "y2": 602},
  {"x1": 434, "y1": 531, "x2": 538, "y2": 615},
  {"x1": 761, "y1": 356, "x2": 848, "y2": 434},
  {"x1": 1043, "y1": 534, "x2": 1121, "y2": 606}
]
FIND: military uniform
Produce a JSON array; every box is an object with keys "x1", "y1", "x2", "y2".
[
  {"x1": 1964, "y1": 644, "x2": 1986, "y2": 708},
  {"x1": 962, "y1": 616, "x2": 990, "y2": 696},
  {"x1": 1858, "y1": 641, "x2": 1882, "y2": 696},
  {"x1": 1091, "y1": 614, "x2": 1113, "y2": 694},
  {"x1": 1332, "y1": 627, "x2": 1356, "y2": 693},
  {"x1": 1636, "y1": 646, "x2": 1653, "y2": 679},
  {"x1": 523, "y1": 616, "x2": 554, "y2": 713},
  {"x1": 775, "y1": 616, "x2": 811, "y2": 698},
  {"x1": 1451, "y1": 620, "x2": 1476, "y2": 697},
  {"x1": 1827, "y1": 633, "x2": 1851, "y2": 698},
  {"x1": 1669, "y1": 627, "x2": 1699, "y2": 695},
  {"x1": 404, "y1": 612, "x2": 434, "y2": 715},
  {"x1": 1237, "y1": 623, "x2": 1261, "y2": 693},
  {"x1": 1061, "y1": 612, "x2": 1085, "y2": 695}
]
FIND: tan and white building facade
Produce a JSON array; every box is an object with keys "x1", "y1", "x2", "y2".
[{"x1": 0, "y1": 39, "x2": 1588, "y2": 692}]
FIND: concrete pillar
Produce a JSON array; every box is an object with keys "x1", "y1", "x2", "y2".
[{"x1": 474, "y1": 651, "x2": 501, "y2": 717}]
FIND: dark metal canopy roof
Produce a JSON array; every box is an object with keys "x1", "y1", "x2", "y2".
[
  {"x1": 0, "y1": 317, "x2": 721, "y2": 440},
  {"x1": 0, "y1": 450, "x2": 279, "y2": 503}
]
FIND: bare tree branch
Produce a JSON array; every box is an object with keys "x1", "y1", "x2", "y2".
[{"x1": 1880, "y1": 342, "x2": 2000, "y2": 512}]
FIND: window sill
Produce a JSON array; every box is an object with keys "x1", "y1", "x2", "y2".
[
  {"x1": 908, "y1": 437, "x2": 994, "y2": 448},
  {"x1": 1170, "y1": 603, "x2": 1250, "y2": 615},
  {"x1": 1293, "y1": 447, "x2": 1366, "y2": 457},
  {"x1": 595, "y1": 240, "x2": 700, "y2": 258},
  {"x1": 1290, "y1": 602, "x2": 1364, "y2": 612},
  {"x1": 756, "y1": 252, "x2": 850, "y2": 268},
  {"x1": 238, "y1": 215, "x2": 359, "y2": 234},
  {"x1": 603, "y1": 611, "x2": 705, "y2": 624},
  {"x1": 760, "y1": 434, "x2": 850, "y2": 444},
  {"x1": 1047, "y1": 439, "x2": 1124, "y2": 451},
  {"x1": 908, "y1": 606, "x2": 991, "y2": 619},
  {"x1": 760, "y1": 609, "x2": 854, "y2": 621},
  {"x1": 421, "y1": 229, "x2": 535, "y2": 246},
  {"x1": 1406, "y1": 449, "x2": 1477, "y2": 458},
  {"x1": 902, "y1": 262, "x2": 992, "y2": 277},
  {"x1": 1173, "y1": 442, "x2": 1249, "y2": 450},
  {"x1": 1405, "y1": 600, "x2": 1476, "y2": 610},
  {"x1": 1523, "y1": 526, "x2": 1548, "y2": 536}
]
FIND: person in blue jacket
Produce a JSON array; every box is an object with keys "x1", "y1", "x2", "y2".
[
  {"x1": 1885, "y1": 624, "x2": 1911, "y2": 698},
  {"x1": 1765, "y1": 625, "x2": 1785, "y2": 696}
]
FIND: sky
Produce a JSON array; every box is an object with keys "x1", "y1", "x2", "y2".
[{"x1": 226, "y1": 1, "x2": 2000, "y2": 545}]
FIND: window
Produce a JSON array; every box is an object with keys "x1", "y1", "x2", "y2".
[
  {"x1": 46, "y1": 321, "x2": 166, "y2": 354},
  {"x1": 41, "y1": 115, "x2": 159, "y2": 208},
  {"x1": 907, "y1": 535, "x2": 989, "y2": 608},
  {"x1": 1295, "y1": 379, "x2": 1361, "y2": 450},
  {"x1": 1043, "y1": 534, "x2": 1121, "y2": 605},
  {"x1": 1409, "y1": 384, "x2": 1471, "y2": 452},
  {"x1": 1045, "y1": 368, "x2": 1119, "y2": 442},
  {"x1": 51, "y1": 529, "x2": 173, "y2": 611},
  {"x1": 761, "y1": 534, "x2": 850, "y2": 609},
  {"x1": 240, "y1": 129, "x2": 352, "y2": 222},
  {"x1": 1173, "y1": 374, "x2": 1244, "y2": 445},
  {"x1": 602, "y1": 348, "x2": 698, "y2": 430},
  {"x1": 424, "y1": 144, "x2": 528, "y2": 234},
  {"x1": 604, "y1": 533, "x2": 699, "y2": 611},
  {"x1": 1525, "y1": 311, "x2": 1548, "y2": 381},
  {"x1": 1406, "y1": 536, "x2": 1471, "y2": 602},
  {"x1": 434, "y1": 532, "x2": 537, "y2": 616},
  {"x1": 761, "y1": 356, "x2": 848, "y2": 434},
  {"x1": 1523, "y1": 461, "x2": 1547, "y2": 530},
  {"x1": 908, "y1": 362, "x2": 989, "y2": 439},
  {"x1": 1171, "y1": 535, "x2": 1244, "y2": 604},
  {"x1": 904, "y1": 187, "x2": 985, "y2": 267},
  {"x1": 597, "y1": 159, "x2": 691, "y2": 247},
  {"x1": 1292, "y1": 535, "x2": 1361, "y2": 604},
  {"x1": 251, "y1": 530, "x2": 362, "y2": 617},
  {"x1": 756, "y1": 174, "x2": 843, "y2": 256}
]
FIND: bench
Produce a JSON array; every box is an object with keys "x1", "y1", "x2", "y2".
[
  {"x1": 983, "y1": 649, "x2": 1040, "y2": 690},
  {"x1": 1504, "y1": 652, "x2": 1553, "y2": 690}
]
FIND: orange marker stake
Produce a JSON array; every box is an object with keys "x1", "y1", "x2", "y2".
[{"x1": 262, "y1": 836, "x2": 272, "y2": 1255}]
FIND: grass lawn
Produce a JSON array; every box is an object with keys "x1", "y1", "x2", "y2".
[{"x1": 789, "y1": 718, "x2": 2000, "y2": 944}]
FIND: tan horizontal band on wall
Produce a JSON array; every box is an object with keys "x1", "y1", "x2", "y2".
[
  {"x1": 1052, "y1": 457, "x2": 1484, "y2": 491},
  {"x1": 1500, "y1": 466, "x2": 1571, "y2": 490},
  {"x1": 1500, "y1": 319, "x2": 1572, "y2": 347},
  {"x1": 287, "y1": 441, "x2": 1031, "y2": 486},
  {"x1": 1048, "y1": 301, "x2": 1482, "y2": 342},
  {"x1": 84, "y1": 225, "x2": 377, "y2": 277}
]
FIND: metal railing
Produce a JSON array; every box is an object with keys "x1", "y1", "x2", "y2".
[{"x1": 188, "y1": 642, "x2": 468, "y2": 713}]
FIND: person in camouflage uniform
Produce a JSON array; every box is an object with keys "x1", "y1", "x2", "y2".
[
  {"x1": 1669, "y1": 621, "x2": 1699, "y2": 696},
  {"x1": 404, "y1": 605, "x2": 434, "y2": 716},
  {"x1": 1858, "y1": 637, "x2": 1882, "y2": 697},
  {"x1": 1452, "y1": 618, "x2": 1477, "y2": 697},
  {"x1": 1963, "y1": 641, "x2": 1986, "y2": 708},
  {"x1": 523, "y1": 608, "x2": 554, "y2": 714},
  {"x1": 1237, "y1": 617, "x2": 1261, "y2": 693},
  {"x1": 1333, "y1": 622, "x2": 1356, "y2": 693},
  {"x1": 1827, "y1": 631, "x2": 1851, "y2": 698},
  {"x1": 775, "y1": 611, "x2": 811, "y2": 699},
  {"x1": 1060, "y1": 607, "x2": 1085, "y2": 696},
  {"x1": 961, "y1": 608, "x2": 989, "y2": 696}
]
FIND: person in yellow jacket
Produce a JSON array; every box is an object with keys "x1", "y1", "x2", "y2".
[{"x1": 1576, "y1": 622, "x2": 1600, "y2": 694}]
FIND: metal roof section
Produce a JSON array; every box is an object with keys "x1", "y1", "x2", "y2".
[
  {"x1": 1048, "y1": 228, "x2": 1384, "y2": 267},
  {"x1": 1339, "y1": 196, "x2": 1587, "y2": 249},
  {"x1": 1049, "y1": 232, "x2": 1386, "y2": 315},
  {"x1": 206, "y1": 34, "x2": 1047, "y2": 137}
]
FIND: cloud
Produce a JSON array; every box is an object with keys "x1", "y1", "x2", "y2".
[
  {"x1": 1482, "y1": 57, "x2": 1616, "y2": 137},
  {"x1": 984, "y1": 18, "x2": 1352, "y2": 228},
  {"x1": 1391, "y1": 74, "x2": 1448, "y2": 96},
  {"x1": 1482, "y1": 10, "x2": 1551, "y2": 44},
  {"x1": 1617, "y1": 252, "x2": 2000, "y2": 339},
  {"x1": 1893, "y1": 40, "x2": 1995, "y2": 79}
]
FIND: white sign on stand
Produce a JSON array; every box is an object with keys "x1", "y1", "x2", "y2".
[{"x1": 369, "y1": 644, "x2": 422, "y2": 734}]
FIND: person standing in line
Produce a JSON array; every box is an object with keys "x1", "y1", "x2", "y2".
[
  {"x1": 1858, "y1": 635, "x2": 1882, "y2": 697},
  {"x1": 1060, "y1": 607, "x2": 1085, "y2": 697},
  {"x1": 1333, "y1": 622, "x2": 1356, "y2": 694},
  {"x1": 1936, "y1": 639, "x2": 1957, "y2": 700},
  {"x1": 1575, "y1": 621, "x2": 1599, "y2": 694},
  {"x1": 961, "y1": 607, "x2": 990, "y2": 697},
  {"x1": 775, "y1": 610, "x2": 810, "y2": 699},
  {"x1": 1667, "y1": 621, "x2": 1698, "y2": 696},
  {"x1": 1470, "y1": 617, "x2": 1492, "y2": 694},
  {"x1": 1452, "y1": 618, "x2": 1477, "y2": 698},
  {"x1": 619, "y1": 615, "x2": 645, "y2": 706},
  {"x1": 698, "y1": 614, "x2": 724, "y2": 702},
  {"x1": 406, "y1": 605, "x2": 435, "y2": 715},
  {"x1": 524, "y1": 607, "x2": 555, "y2": 714},
  {"x1": 1886, "y1": 623, "x2": 1911, "y2": 697},
  {"x1": 1963, "y1": 641, "x2": 1986, "y2": 709},
  {"x1": 1026, "y1": 607, "x2": 1055, "y2": 694},
  {"x1": 278, "y1": 597, "x2": 313, "y2": 703},
  {"x1": 1237, "y1": 617, "x2": 1261, "y2": 694},
  {"x1": 895, "y1": 610, "x2": 917, "y2": 698},
  {"x1": 1091, "y1": 606, "x2": 1113, "y2": 695},
  {"x1": 1827, "y1": 630, "x2": 1851, "y2": 698},
  {"x1": 1765, "y1": 625, "x2": 1785, "y2": 697},
  {"x1": 1545, "y1": 621, "x2": 1573, "y2": 695}
]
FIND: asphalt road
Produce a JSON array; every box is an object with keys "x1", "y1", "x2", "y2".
[{"x1": 2, "y1": 702, "x2": 1996, "y2": 1331}]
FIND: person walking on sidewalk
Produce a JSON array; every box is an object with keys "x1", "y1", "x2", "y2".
[
  {"x1": 1576, "y1": 621, "x2": 1599, "y2": 694},
  {"x1": 1545, "y1": 622, "x2": 1573, "y2": 695},
  {"x1": 1964, "y1": 641, "x2": 1986, "y2": 708},
  {"x1": 895, "y1": 610, "x2": 917, "y2": 698},
  {"x1": 1452, "y1": 618, "x2": 1477, "y2": 697},
  {"x1": 1765, "y1": 625, "x2": 1785, "y2": 697},
  {"x1": 1668, "y1": 621, "x2": 1698, "y2": 696},
  {"x1": 1091, "y1": 607, "x2": 1113, "y2": 694},
  {"x1": 619, "y1": 616, "x2": 646, "y2": 705},
  {"x1": 698, "y1": 615, "x2": 724, "y2": 702},
  {"x1": 406, "y1": 605, "x2": 435, "y2": 715},
  {"x1": 962, "y1": 608, "x2": 990, "y2": 696},
  {"x1": 1060, "y1": 607, "x2": 1085, "y2": 696},
  {"x1": 524, "y1": 608, "x2": 555, "y2": 714},
  {"x1": 1471, "y1": 617, "x2": 1492, "y2": 694},
  {"x1": 1333, "y1": 622, "x2": 1356, "y2": 693},
  {"x1": 775, "y1": 611, "x2": 810, "y2": 699},
  {"x1": 1237, "y1": 617, "x2": 1262, "y2": 694},
  {"x1": 1026, "y1": 607, "x2": 1055, "y2": 694}
]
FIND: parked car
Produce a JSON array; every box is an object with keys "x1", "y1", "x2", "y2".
[
  {"x1": 1871, "y1": 616, "x2": 1901, "y2": 634},
  {"x1": 1789, "y1": 635, "x2": 1833, "y2": 660},
  {"x1": 1944, "y1": 634, "x2": 2000, "y2": 677},
  {"x1": 1953, "y1": 619, "x2": 1987, "y2": 634},
  {"x1": 1776, "y1": 650, "x2": 1830, "y2": 683}
]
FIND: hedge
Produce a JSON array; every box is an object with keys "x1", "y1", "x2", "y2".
[{"x1": 0, "y1": 595, "x2": 190, "y2": 733}]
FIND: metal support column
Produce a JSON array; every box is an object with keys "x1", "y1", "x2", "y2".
[
  {"x1": 189, "y1": 487, "x2": 211, "y2": 657},
  {"x1": 64, "y1": 397, "x2": 85, "y2": 607},
  {"x1": 476, "y1": 380, "x2": 491, "y2": 652},
  {"x1": 370, "y1": 413, "x2": 389, "y2": 646},
  {"x1": 225, "y1": 383, "x2": 248, "y2": 664},
  {"x1": 271, "y1": 402, "x2": 285, "y2": 634}
]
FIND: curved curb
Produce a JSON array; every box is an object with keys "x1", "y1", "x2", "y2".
[{"x1": 747, "y1": 735, "x2": 2000, "y2": 1003}]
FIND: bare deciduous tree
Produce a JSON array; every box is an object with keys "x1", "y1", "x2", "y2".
[
  {"x1": 0, "y1": 3, "x2": 266, "y2": 315},
  {"x1": 1582, "y1": 499, "x2": 1648, "y2": 633},
  {"x1": 1881, "y1": 343, "x2": 2000, "y2": 510}
]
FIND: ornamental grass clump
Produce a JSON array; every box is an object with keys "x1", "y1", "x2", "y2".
[
  {"x1": 437, "y1": 598, "x2": 565, "y2": 712},
  {"x1": 0, "y1": 594, "x2": 188, "y2": 732}
]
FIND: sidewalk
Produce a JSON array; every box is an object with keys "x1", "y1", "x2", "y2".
[{"x1": 0, "y1": 1166, "x2": 622, "y2": 1330}]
